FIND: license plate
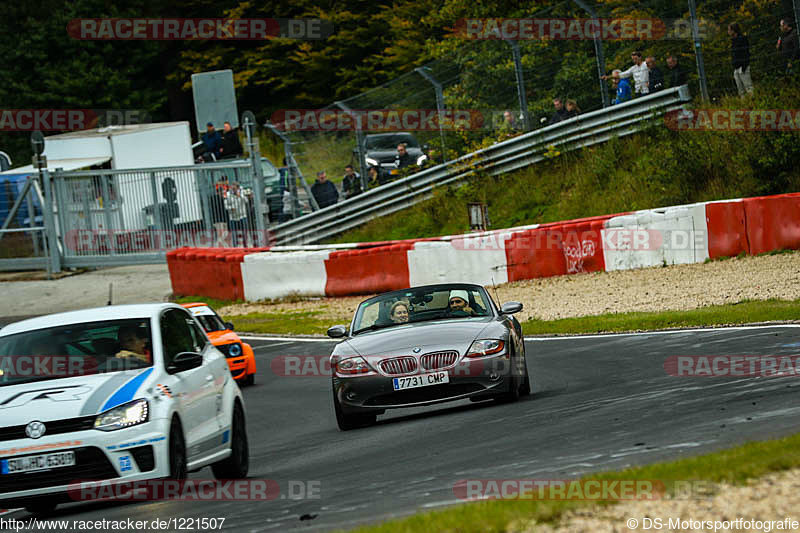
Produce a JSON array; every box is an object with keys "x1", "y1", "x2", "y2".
[
  {"x1": 393, "y1": 371, "x2": 449, "y2": 391},
  {"x1": 1, "y1": 451, "x2": 76, "y2": 475}
]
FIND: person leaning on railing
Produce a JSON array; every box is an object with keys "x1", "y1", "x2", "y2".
[{"x1": 602, "y1": 51, "x2": 649, "y2": 97}]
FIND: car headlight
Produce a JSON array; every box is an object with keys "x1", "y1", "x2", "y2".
[
  {"x1": 94, "y1": 399, "x2": 149, "y2": 431},
  {"x1": 365, "y1": 157, "x2": 378, "y2": 166},
  {"x1": 416, "y1": 154, "x2": 428, "y2": 166},
  {"x1": 334, "y1": 356, "x2": 374, "y2": 376},
  {"x1": 228, "y1": 343, "x2": 242, "y2": 357},
  {"x1": 466, "y1": 339, "x2": 505, "y2": 358}
]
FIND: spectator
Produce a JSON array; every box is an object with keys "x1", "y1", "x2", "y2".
[
  {"x1": 367, "y1": 165, "x2": 388, "y2": 188},
  {"x1": 342, "y1": 164, "x2": 363, "y2": 199},
  {"x1": 395, "y1": 143, "x2": 414, "y2": 169},
  {"x1": 666, "y1": 54, "x2": 688, "y2": 88},
  {"x1": 729, "y1": 23, "x2": 753, "y2": 95},
  {"x1": 280, "y1": 190, "x2": 294, "y2": 222},
  {"x1": 311, "y1": 171, "x2": 339, "y2": 209},
  {"x1": 224, "y1": 181, "x2": 249, "y2": 247},
  {"x1": 219, "y1": 121, "x2": 244, "y2": 159},
  {"x1": 201, "y1": 123, "x2": 222, "y2": 160},
  {"x1": 209, "y1": 179, "x2": 229, "y2": 244},
  {"x1": 564, "y1": 100, "x2": 580, "y2": 118},
  {"x1": 646, "y1": 57, "x2": 665, "y2": 92},
  {"x1": 548, "y1": 98, "x2": 568, "y2": 125},
  {"x1": 610, "y1": 70, "x2": 632, "y2": 105},
  {"x1": 777, "y1": 19, "x2": 799, "y2": 75},
  {"x1": 604, "y1": 51, "x2": 649, "y2": 96}
]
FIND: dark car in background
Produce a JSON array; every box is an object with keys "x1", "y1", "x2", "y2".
[{"x1": 362, "y1": 132, "x2": 427, "y2": 177}]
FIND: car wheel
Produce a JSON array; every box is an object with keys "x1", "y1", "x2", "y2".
[
  {"x1": 212, "y1": 401, "x2": 249, "y2": 479},
  {"x1": 24, "y1": 499, "x2": 57, "y2": 516},
  {"x1": 242, "y1": 373, "x2": 255, "y2": 387},
  {"x1": 495, "y1": 350, "x2": 521, "y2": 403},
  {"x1": 169, "y1": 417, "x2": 188, "y2": 480},
  {"x1": 333, "y1": 388, "x2": 376, "y2": 431}
]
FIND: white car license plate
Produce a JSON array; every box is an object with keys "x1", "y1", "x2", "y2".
[
  {"x1": 393, "y1": 371, "x2": 449, "y2": 391},
  {"x1": 1, "y1": 451, "x2": 76, "y2": 475}
]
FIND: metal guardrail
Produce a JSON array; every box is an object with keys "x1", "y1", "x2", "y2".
[{"x1": 270, "y1": 85, "x2": 692, "y2": 245}]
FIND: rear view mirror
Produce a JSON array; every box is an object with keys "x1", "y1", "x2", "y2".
[
  {"x1": 167, "y1": 352, "x2": 204, "y2": 374},
  {"x1": 327, "y1": 325, "x2": 347, "y2": 338},
  {"x1": 224, "y1": 322, "x2": 235, "y2": 331}
]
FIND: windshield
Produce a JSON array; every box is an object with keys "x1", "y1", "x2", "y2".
[
  {"x1": 0, "y1": 318, "x2": 153, "y2": 387},
  {"x1": 365, "y1": 134, "x2": 420, "y2": 150},
  {"x1": 185, "y1": 305, "x2": 227, "y2": 333},
  {"x1": 352, "y1": 285, "x2": 491, "y2": 335}
]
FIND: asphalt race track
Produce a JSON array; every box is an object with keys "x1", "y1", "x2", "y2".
[{"x1": 3, "y1": 325, "x2": 800, "y2": 532}]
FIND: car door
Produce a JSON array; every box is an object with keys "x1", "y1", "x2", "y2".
[
  {"x1": 160, "y1": 309, "x2": 216, "y2": 453},
  {"x1": 185, "y1": 315, "x2": 228, "y2": 431}
]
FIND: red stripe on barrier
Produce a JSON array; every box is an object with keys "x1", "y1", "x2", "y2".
[
  {"x1": 706, "y1": 201, "x2": 748, "y2": 258},
  {"x1": 743, "y1": 193, "x2": 800, "y2": 255},
  {"x1": 324, "y1": 243, "x2": 413, "y2": 296}
]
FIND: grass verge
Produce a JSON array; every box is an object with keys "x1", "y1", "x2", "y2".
[
  {"x1": 346, "y1": 431, "x2": 800, "y2": 533},
  {"x1": 521, "y1": 299, "x2": 800, "y2": 336}
]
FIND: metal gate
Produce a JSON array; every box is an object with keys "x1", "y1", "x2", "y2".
[{"x1": 0, "y1": 173, "x2": 59, "y2": 272}]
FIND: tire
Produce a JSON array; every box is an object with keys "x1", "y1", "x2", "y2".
[
  {"x1": 168, "y1": 417, "x2": 188, "y2": 480},
  {"x1": 242, "y1": 373, "x2": 255, "y2": 387},
  {"x1": 495, "y1": 348, "x2": 521, "y2": 403},
  {"x1": 212, "y1": 401, "x2": 249, "y2": 479},
  {"x1": 24, "y1": 500, "x2": 57, "y2": 516},
  {"x1": 333, "y1": 388, "x2": 376, "y2": 431}
]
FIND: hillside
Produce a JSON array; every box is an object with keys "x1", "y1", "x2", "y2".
[{"x1": 332, "y1": 85, "x2": 800, "y2": 243}]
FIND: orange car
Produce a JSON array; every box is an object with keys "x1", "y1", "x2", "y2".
[{"x1": 182, "y1": 302, "x2": 256, "y2": 386}]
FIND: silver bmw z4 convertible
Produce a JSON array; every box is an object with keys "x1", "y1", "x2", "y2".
[{"x1": 328, "y1": 283, "x2": 530, "y2": 430}]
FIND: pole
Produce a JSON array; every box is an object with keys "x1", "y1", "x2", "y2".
[
  {"x1": 688, "y1": 0, "x2": 710, "y2": 101},
  {"x1": 572, "y1": 0, "x2": 609, "y2": 108},
  {"x1": 242, "y1": 112, "x2": 267, "y2": 243},
  {"x1": 335, "y1": 101, "x2": 368, "y2": 192},
  {"x1": 507, "y1": 40, "x2": 531, "y2": 130},
  {"x1": 414, "y1": 67, "x2": 447, "y2": 162}
]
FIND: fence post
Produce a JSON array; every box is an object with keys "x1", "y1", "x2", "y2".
[
  {"x1": 40, "y1": 169, "x2": 61, "y2": 274},
  {"x1": 414, "y1": 67, "x2": 448, "y2": 161},
  {"x1": 506, "y1": 40, "x2": 531, "y2": 131},
  {"x1": 243, "y1": 112, "x2": 267, "y2": 245},
  {"x1": 688, "y1": 0, "x2": 710, "y2": 101},
  {"x1": 572, "y1": 0, "x2": 610, "y2": 108}
]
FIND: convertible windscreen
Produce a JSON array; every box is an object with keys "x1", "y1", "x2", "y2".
[
  {"x1": 352, "y1": 285, "x2": 491, "y2": 334},
  {"x1": 0, "y1": 319, "x2": 153, "y2": 386}
]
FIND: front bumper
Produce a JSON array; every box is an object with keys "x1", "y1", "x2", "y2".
[
  {"x1": 0, "y1": 418, "x2": 171, "y2": 506},
  {"x1": 333, "y1": 353, "x2": 515, "y2": 413}
]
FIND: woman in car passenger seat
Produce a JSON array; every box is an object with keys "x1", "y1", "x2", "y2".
[
  {"x1": 389, "y1": 301, "x2": 410, "y2": 324},
  {"x1": 115, "y1": 325, "x2": 152, "y2": 364}
]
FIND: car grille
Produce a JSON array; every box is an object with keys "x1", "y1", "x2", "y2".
[
  {"x1": 0, "y1": 446, "x2": 118, "y2": 493},
  {"x1": 379, "y1": 356, "x2": 418, "y2": 376},
  {"x1": 0, "y1": 415, "x2": 97, "y2": 442},
  {"x1": 420, "y1": 351, "x2": 459, "y2": 371}
]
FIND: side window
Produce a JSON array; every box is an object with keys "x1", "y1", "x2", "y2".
[
  {"x1": 187, "y1": 317, "x2": 209, "y2": 351},
  {"x1": 160, "y1": 310, "x2": 196, "y2": 368}
]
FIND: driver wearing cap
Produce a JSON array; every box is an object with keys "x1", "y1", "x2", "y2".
[{"x1": 448, "y1": 289, "x2": 475, "y2": 316}]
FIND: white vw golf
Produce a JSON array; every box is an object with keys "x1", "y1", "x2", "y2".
[{"x1": 0, "y1": 304, "x2": 249, "y2": 514}]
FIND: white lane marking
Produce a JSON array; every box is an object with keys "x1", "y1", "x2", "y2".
[
  {"x1": 237, "y1": 335, "x2": 333, "y2": 343},
  {"x1": 525, "y1": 324, "x2": 800, "y2": 341},
  {"x1": 252, "y1": 341, "x2": 294, "y2": 349}
]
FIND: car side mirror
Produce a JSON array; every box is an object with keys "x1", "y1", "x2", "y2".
[
  {"x1": 224, "y1": 321, "x2": 235, "y2": 331},
  {"x1": 167, "y1": 352, "x2": 204, "y2": 374},
  {"x1": 327, "y1": 325, "x2": 348, "y2": 338},
  {"x1": 500, "y1": 302, "x2": 523, "y2": 315}
]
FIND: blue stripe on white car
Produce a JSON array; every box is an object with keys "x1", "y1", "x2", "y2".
[{"x1": 100, "y1": 368, "x2": 154, "y2": 412}]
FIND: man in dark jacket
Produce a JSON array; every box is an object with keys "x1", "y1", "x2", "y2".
[
  {"x1": 729, "y1": 23, "x2": 753, "y2": 95},
  {"x1": 219, "y1": 121, "x2": 244, "y2": 159},
  {"x1": 666, "y1": 54, "x2": 688, "y2": 88},
  {"x1": 645, "y1": 57, "x2": 665, "y2": 92},
  {"x1": 395, "y1": 143, "x2": 414, "y2": 169},
  {"x1": 547, "y1": 98, "x2": 568, "y2": 125},
  {"x1": 342, "y1": 165, "x2": 362, "y2": 199},
  {"x1": 201, "y1": 123, "x2": 222, "y2": 160},
  {"x1": 311, "y1": 171, "x2": 339, "y2": 209},
  {"x1": 777, "y1": 19, "x2": 799, "y2": 75}
]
